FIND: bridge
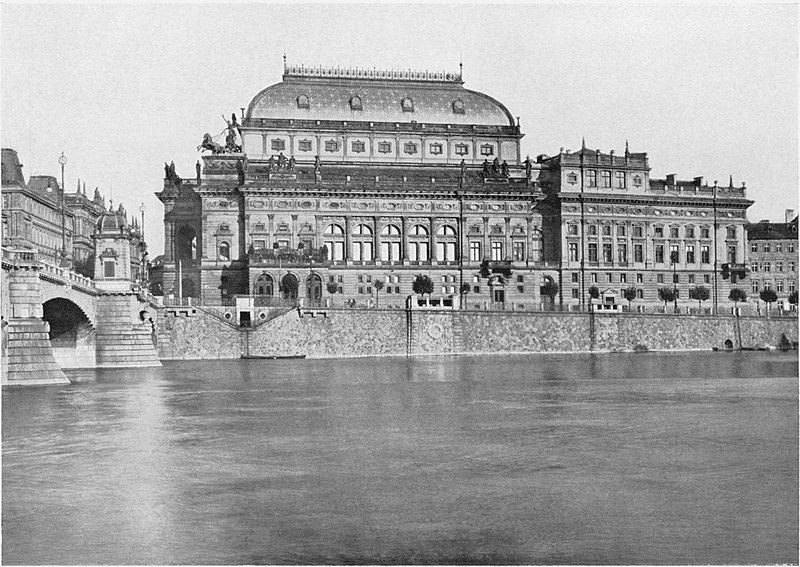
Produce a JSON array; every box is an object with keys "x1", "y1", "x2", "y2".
[{"x1": 2, "y1": 248, "x2": 161, "y2": 386}]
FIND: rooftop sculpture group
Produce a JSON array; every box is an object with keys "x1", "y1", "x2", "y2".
[{"x1": 197, "y1": 113, "x2": 242, "y2": 154}]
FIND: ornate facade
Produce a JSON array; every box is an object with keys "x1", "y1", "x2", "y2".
[
  {"x1": 538, "y1": 145, "x2": 753, "y2": 311},
  {"x1": 158, "y1": 65, "x2": 556, "y2": 309},
  {"x1": 746, "y1": 211, "x2": 798, "y2": 310},
  {"x1": 156, "y1": 64, "x2": 756, "y2": 312}
]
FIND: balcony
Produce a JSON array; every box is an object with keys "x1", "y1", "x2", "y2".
[{"x1": 248, "y1": 246, "x2": 331, "y2": 268}]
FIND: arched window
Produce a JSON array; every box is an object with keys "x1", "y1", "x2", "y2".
[
  {"x1": 254, "y1": 273, "x2": 273, "y2": 296},
  {"x1": 353, "y1": 224, "x2": 372, "y2": 235},
  {"x1": 381, "y1": 225, "x2": 400, "y2": 236},
  {"x1": 380, "y1": 225, "x2": 401, "y2": 262},
  {"x1": 323, "y1": 224, "x2": 344, "y2": 235},
  {"x1": 218, "y1": 242, "x2": 230, "y2": 261},
  {"x1": 436, "y1": 225, "x2": 456, "y2": 236},
  {"x1": 409, "y1": 224, "x2": 428, "y2": 236}
]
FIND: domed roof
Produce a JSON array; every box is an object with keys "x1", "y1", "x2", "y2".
[
  {"x1": 246, "y1": 66, "x2": 516, "y2": 127},
  {"x1": 96, "y1": 205, "x2": 128, "y2": 233}
]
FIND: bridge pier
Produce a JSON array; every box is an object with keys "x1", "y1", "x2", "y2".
[{"x1": 94, "y1": 294, "x2": 161, "y2": 368}]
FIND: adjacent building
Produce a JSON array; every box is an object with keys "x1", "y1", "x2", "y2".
[
  {"x1": 538, "y1": 145, "x2": 753, "y2": 311},
  {"x1": 746, "y1": 210, "x2": 798, "y2": 311}
]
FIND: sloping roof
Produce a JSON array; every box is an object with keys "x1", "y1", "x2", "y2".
[
  {"x1": 1, "y1": 148, "x2": 26, "y2": 187},
  {"x1": 246, "y1": 69, "x2": 515, "y2": 127},
  {"x1": 96, "y1": 208, "x2": 128, "y2": 233},
  {"x1": 746, "y1": 218, "x2": 798, "y2": 240}
]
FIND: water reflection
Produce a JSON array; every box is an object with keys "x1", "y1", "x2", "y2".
[{"x1": 3, "y1": 351, "x2": 798, "y2": 565}]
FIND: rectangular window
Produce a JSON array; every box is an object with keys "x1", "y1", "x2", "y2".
[
  {"x1": 789, "y1": 281, "x2": 796, "y2": 292},
  {"x1": 776, "y1": 243, "x2": 783, "y2": 253},
  {"x1": 654, "y1": 226, "x2": 664, "y2": 238},
  {"x1": 480, "y1": 144, "x2": 494, "y2": 156},
  {"x1": 788, "y1": 243, "x2": 795, "y2": 253},
  {"x1": 764, "y1": 262, "x2": 771, "y2": 272},
  {"x1": 633, "y1": 226, "x2": 643, "y2": 238},
  {"x1": 601, "y1": 170, "x2": 611, "y2": 188},
  {"x1": 655, "y1": 245, "x2": 664, "y2": 264},
  {"x1": 454, "y1": 143, "x2": 469, "y2": 156},
  {"x1": 358, "y1": 286, "x2": 364, "y2": 294},
  {"x1": 688, "y1": 274, "x2": 695, "y2": 284},
  {"x1": 602, "y1": 225, "x2": 612, "y2": 236},
  {"x1": 617, "y1": 244, "x2": 627, "y2": 263},
  {"x1": 473, "y1": 285, "x2": 480, "y2": 293},
  {"x1": 569, "y1": 242, "x2": 579, "y2": 262},
  {"x1": 727, "y1": 227, "x2": 737, "y2": 239},
  {"x1": 670, "y1": 227, "x2": 679, "y2": 239},
  {"x1": 572, "y1": 289, "x2": 579, "y2": 298},
  {"x1": 351, "y1": 141, "x2": 366, "y2": 153},
  {"x1": 588, "y1": 243, "x2": 598, "y2": 262},
  {"x1": 777, "y1": 261, "x2": 784, "y2": 272},
  {"x1": 617, "y1": 224, "x2": 626, "y2": 237},
  {"x1": 377, "y1": 141, "x2": 392, "y2": 154},
  {"x1": 686, "y1": 245, "x2": 695, "y2": 264},
  {"x1": 704, "y1": 274, "x2": 710, "y2": 284},
  {"x1": 568, "y1": 224, "x2": 579, "y2": 236},
  {"x1": 298, "y1": 139, "x2": 313, "y2": 152},
  {"x1": 615, "y1": 171, "x2": 626, "y2": 188},
  {"x1": 338, "y1": 275, "x2": 344, "y2": 283},
  {"x1": 271, "y1": 138, "x2": 286, "y2": 151},
  {"x1": 657, "y1": 274, "x2": 664, "y2": 284},
  {"x1": 634, "y1": 244, "x2": 643, "y2": 263},
  {"x1": 727, "y1": 245, "x2": 737, "y2": 264},
  {"x1": 324, "y1": 139, "x2": 339, "y2": 152},
  {"x1": 777, "y1": 280, "x2": 784, "y2": 292},
  {"x1": 606, "y1": 273, "x2": 613, "y2": 283},
  {"x1": 790, "y1": 261, "x2": 796, "y2": 272},
  {"x1": 429, "y1": 143, "x2": 444, "y2": 155},
  {"x1": 603, "y1": 244, "x2": 612, "y2": 262},
  {"x1": 491, "y1": 241, "x2": 503, "y2": 261},
  {"x1": 670, "y1": 245, "x2": 680, "y2": 264},
  {"x1": 591, "y1": 273, "x2": 598, "y2": 283},
  {"x1": 587, "y1": 170, "x2": 597, "y2": 187},
  {"x1": 752, "y1": 281, "x2": 760, "y2": 292},
  {"x1": 751, "y1": 261, "x2": 759, "y2": 272},
  {"x1": 103, "y1": 260, "x2": 115, "y2": 278},
  {"x1": 571, "y1": 273, "x2": 579, "y2": 283},
  {"x1": 513, "y1": 241, "x2": 525, "y2": 261},
  {"x1": 620, "y1": 273, "x2": 627, "y2": 283},
  {"x1": 636, "y1": 273, "x2": 643, "y2": 284},
  {"x1": 701, "y1": 227, "x2": 710, "y2": 239},
  {"x1": 588, "y1": 225, "x2": 597, "y2": 236},
  {"x1": 686, "y1": 227, "x2": 695, "y2": 239},
  {"x1": 750, "y1": 242, "x2": 758, "y2": 253},
  {"x1": 701, "y1": 246, "x2": 710, "y2": 264},
  {"x1": 517, "y1": 286, "x2": 524, "y2": 294},
  {"x1": 673, "y1": 274, "x2": 679, "y2": 284},
  {"x1": 764, "y1": 243, "x2": 771, "y2": 253},
  {"x1": 470, "y1": 241, "x2": 482, "y2": 262}
]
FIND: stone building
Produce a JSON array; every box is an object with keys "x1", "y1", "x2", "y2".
[
  {"x1": 157, "y1": 64, "x2": 557, "y2": 309},
  {"x1": 1, "y1": 148, "x2": 146, "y2": 282},
  {"x1": 746, "y1": 210, "x2": 798, "y2": 311},
  {"x1": 538, "y1": 144, "x2": 753, "y2": 311}
]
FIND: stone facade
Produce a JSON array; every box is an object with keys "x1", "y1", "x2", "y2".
[
  {"x1": 746, "y1": 211, "x2": 798, "y2": 310},
  {"x1": 538, "y1": 146, "x2": 753, "y2": 312}
]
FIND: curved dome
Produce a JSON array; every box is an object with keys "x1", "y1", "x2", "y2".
[
  {"x1": 246, "y1": 69, "x2": 515, "y2": 127},
  {"x1": 96, "y1": 207, "x2": 127, "y2": 233}
]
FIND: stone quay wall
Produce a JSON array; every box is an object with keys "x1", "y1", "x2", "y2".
[{"x1": 156, "y1": 307, "x2": 798, "y2": 360}]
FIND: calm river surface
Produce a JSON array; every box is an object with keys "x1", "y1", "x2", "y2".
[{"x1": 3, "y1": 351, "x2": 798, "y2": 565}]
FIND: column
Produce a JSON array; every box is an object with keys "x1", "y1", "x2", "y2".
[
  {"x1": 401, "y1": 217, "x2": 409, "y2": 262},
  {"x1": 429, "y1": 217, "x2": 437, "y2": 264},
  {"x1": 345, "y1": 216, "x2": 352, "y2": 262},
  {"x1": 482, "y1": 217, "x2": 489, "y2": 260},
  {"x1": 267, "y1": 214, "x2": 274, "y2": 248},
  {"x1": 291, "y1": 215, "x2": 298, "y2": 249},
  {"x1": 374, "y1": 215, "x2": 381, "y2": 264},
  {"x1": 504, "y1": 217, "x2": 511, "y2": 261}
]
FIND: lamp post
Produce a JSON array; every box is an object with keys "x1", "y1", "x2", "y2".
[
  {"x1": 139, "y1": 203, "x2": 147, "y2": 287},
  {"x1": 670, "y1": 250, "x2": 679, "y2": 313},
  {"x1": 712, "y1": 182, "x2": 719, "y2": 315},
  {"x1": 58, "y1": 152, "x2": 68, "y2": 266}
]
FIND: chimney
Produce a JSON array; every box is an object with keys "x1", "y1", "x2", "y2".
[
  {"x1": 666, "y1": 174, "x2": 676, "y2": 186},
  {"x1": 786, "y1": 209, "x2": 795, "y2": 223}
]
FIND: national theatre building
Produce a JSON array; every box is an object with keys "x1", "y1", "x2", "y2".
[{"x1": 157, "y1": 63, "x2": 753, "y2": 311}]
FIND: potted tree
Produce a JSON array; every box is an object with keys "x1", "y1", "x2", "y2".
[
  {"x1": 658, "y1": 287, "x2": 677, "y2": 313},
  {"x1": 688, "y1": 285, "x2": 711, "y2": 313},
  {"x1": 325, "y1": 281, "x2": 339, "y2": 307},
  {"x1": 759, "y1": 288, "x2": 778, "y2": 316},
  {"x1": 789, "y1": 290, "x2": 798, "y2": 311},
  {"x1": 622, "y1": 286, "x2": 638, "y2": 311},
  {"x1": 460, "y1": 282, "x2": 471, "y2": 309},
  {"x1": 540, "y1": 280, "x2": 559, "y2": 311},
  {"x1": 728, "y1": 288, "x2": 748, "y2": 314},
  {"x1": 373, "y1": 279, "x2": 384, "y2": 308}
]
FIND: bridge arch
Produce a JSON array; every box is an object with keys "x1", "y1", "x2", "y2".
[{"x1": 42, "y1": 298, "x2": 96, "y2": 368}]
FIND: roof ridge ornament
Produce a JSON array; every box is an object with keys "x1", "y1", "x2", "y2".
[{"x1": 283, "y1": 63, "x2": 463, "y2": 83}]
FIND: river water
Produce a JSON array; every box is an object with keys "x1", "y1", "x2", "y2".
[{"x1": 3, "y1": 351, "x2": 798, "y2": 565}]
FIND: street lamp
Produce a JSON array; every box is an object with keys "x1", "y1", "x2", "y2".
[
  {"x1": 58, "y1": 152, "x2": 68, "y2": 266},
  {"x1": 139, "y1": 202, "x2": 147, "y2": 287},
  {"x1": 670, "y1": 250, "x2": 679, "y2": 313}
]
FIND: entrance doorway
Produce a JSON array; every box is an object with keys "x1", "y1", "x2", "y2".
[
  {"x1": 306, "y1": 273, "x2": 322, "y2": 304},
  {"x1": 280, "y1": 273, "x2": 299, "y2": 301}
]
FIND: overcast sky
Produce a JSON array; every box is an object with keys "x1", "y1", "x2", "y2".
[{"x1": 2, "y1": 3, "x2": 797, "y2": 255}]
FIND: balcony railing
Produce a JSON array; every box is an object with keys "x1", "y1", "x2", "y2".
[{"x1": 248, "y1": 246, "x2": 331, "y2": 268}]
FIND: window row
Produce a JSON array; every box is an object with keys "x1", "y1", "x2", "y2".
[
  {"x1": 267, "y1": 138, "x2": 494, "y2": 157},
  {"x1": 751, "y1": 280, "x2": 796, "y2": 293},
  {"x1": 295, "y1": 94, "x2": 467, "y2": 115},
  {"x1": 750, "y1": 260, "x2": 795, "y2": 273},
  {"x1": 567, "y1": 224, "x2": 729, "y2": 240},
  {"x1": 750, "y1": 242, "x2": 796, "y2": 254},
  {"x1": 321, "y1": 223, "x2": 456, "y2": 236},
  {"x1": 570, "y1": 271, "x2": 713, "y2": 286}
]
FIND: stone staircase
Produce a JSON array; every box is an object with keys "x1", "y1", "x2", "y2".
[{"x1": 451, "y1": 315, "x2": 464, "y2": 354}]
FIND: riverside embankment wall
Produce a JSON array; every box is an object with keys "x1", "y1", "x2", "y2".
[{"x1": 156, "y1": 308, "x2": 798, "y2": 360}]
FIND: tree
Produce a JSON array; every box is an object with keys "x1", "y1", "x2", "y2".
[
  {"x1": 688, "y1": 286, "x2": 711, "y2": 311},
  {"x1": 789, "y1": 290, "x2": 798, "y2": 308},
  {"x1": 588, "y1": 285, "x2": 600, "y2": 311},
  {"x1": 728, "y1": 288, "x2": 748, "y2": 312},
  {"x1": 460, "y1": 282, "x2": 471, "y2": 308},
  {"x1": 540, "y1": 280, "x2": 559, "y2": 310},
  {"x1": 759, "y1": 288, "x2": 778, "y2": 314},
  {"x1": 622, "y1": 287, "x2": 638, "y2": 310},
  {"x1": 658, "y1": 287, "x2": 677, "y2": 311},
  {"x1": 373, "y1": 279, "x2": 384, "y2": 307},
  {"x1": 412, "y1": 274, "x2": 434, "y2": 297}
]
